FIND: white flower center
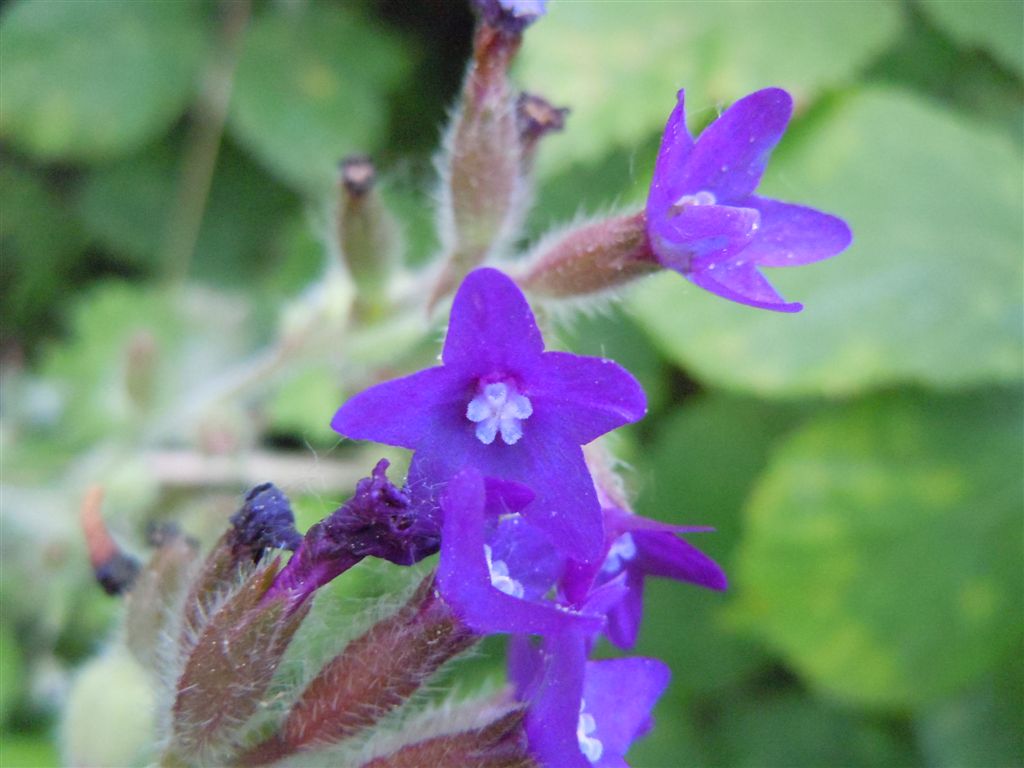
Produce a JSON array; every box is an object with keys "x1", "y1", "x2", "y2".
[
  {"x1": 600, "y1": 532, "x2": 638, "y2": 574},
  {"x1": 484, "y1": 544, "x2": 524, "y2": 598},
  {"x1": 577, "y1": 700, "x2": 604, "y2": 763},
  {"x1": 466, "y1": 380, "x2": 533, "y2": 445},
  {"x1": 670, "y1": 189, "x2": 717, "y2": 215}
]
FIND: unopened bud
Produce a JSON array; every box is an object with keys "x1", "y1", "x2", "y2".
[
  {"x1": 239, "y1": 575, "x2": 477, "y2": 766},
  {"x1": 516, "y1": 91, "x2": 568, "y2": 171},
  {"x1": 517, "y1": 212, "x2": 659, "y2": 298},
  {"x1": 124, "y1": 330, "x2": 158, "y2": 411},
  {"x1": 181, "y1": 483, "x2": 301, "y2": 638},
  {"x1": 338, "y1": 155, "x2": 402, "y2": 316},
  {"x1": 80, "y1": 486, "x2": 140, "y2": 596},
  {"x1": 472, "y1": 0, "x2": 547, "y2": 37},
  {"x1": 432, "y1": 23, "x2": 525, "y2": 306},
  {"x1": 124, "y1": 529, "x2": 198, "y2": 672},
  {"x1": 171, "y1": 560, "x2": 309, "y2": 762},
  {"x1": 360, "y1": 708, "x2": 535, "y2": 768}
]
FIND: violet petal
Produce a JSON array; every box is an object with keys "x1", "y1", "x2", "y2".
[
  {"x1": 437, "y1": 470, "x2": 603, "y2": 637},
  {"x1": 442, "y1": 267, "x2": 545, "y2": 375},
  {"x1": 331, "y1": 366, "x2": 463, "y2": 449},
  {"x1": 733, "y1": 195, "x2": 854, "y2": 267},
  {"x1": 634, "y1": 530, "x2": 728, "y2": 591},
  {"x1": 582, "y1": 657, "x2": 671, "y2": 761},
  {"x1": 677, "y1": 87, "x2": 792, "y2": 203},
  {"x1": 531, "y1": 351, "x2": 647, "y2": 446},
  {"x1": 652, "y1": 203, "x2": 761, "y2": 272},
  {"x1": 522, "y1": 630, "x2": 591, "y2": 768},
  {"x1": 647, "y1": 89, "x2": 696, "y2": 213},
  {"x1": 686, "y1": 260, "x2": 803, "y2": 313}
]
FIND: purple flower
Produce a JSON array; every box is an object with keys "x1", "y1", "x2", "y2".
[
  {"x1": 562, "y1": 506, "x2": 727, "y2": 649},
  {"x1": 436, "y1": 468, "x2": 605, "y2": 637},
  {"x1": 646, "y1": 88, "x2": 851, "y2": 312},
  {"x1": 473, "y1": 0, "x2": 547, "y2": 35},
  {"x1": 265, "y1": 460, "x2": 440, "y2": 610},
  {"x1": 332, "y1": 268, "x2": 646, "y2": 562},
  {"x1": 510, "y1": 632, "x2": 670, "y2": 767}
]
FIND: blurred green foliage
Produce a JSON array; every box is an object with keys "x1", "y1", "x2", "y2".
[{"x1": 1, "y1": 0, "x2": 1021, "y2": 766}]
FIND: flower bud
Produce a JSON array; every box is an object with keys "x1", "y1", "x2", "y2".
[
  {"x1": 123, "y1": 528, "x2": 198, "y2": 673},
  {"x1": 472, "y1": 0, "x2": 547, "y2": 37},
  {"x1": 79, "y1": 486, "x2": 139, "y2": 596},
  {"x1": 239, "y1": 575, "x2": 477, "y2": 765},
  {"x1": 124, "y1": 330, "x2": 158, "y2": 412},
  {"x1": 516, "y1": 91, "x2": 568, "y2": 172},
  {"x1": 517, "y1": 212, "x2": 659, "y2": 298},
  {"x1": 170, "y1": 560, "x2": 310, "y2": 762},
  {"x1": 181, "y1": 483, "x2": 300, "y2": 635},
  {"x1": 431, "y1": 22, "x2": 526, "y2": 305},
  {"x1": 338, "y1": 155, "x2": 402, "y2": 317},
  {"x1": 360, "y1": 708, "x2": 535, "y2": 768},
  {"x1": 61, "y1": 649, "x2": 156, "y2": 768}
]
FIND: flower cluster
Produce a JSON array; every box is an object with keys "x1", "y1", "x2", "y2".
[
  {"x1": 71, "y1": 2, "x2": 851, "y2": 765},
  {"x1": 332, "y1": 269, "x2": 726, "y2": 764}
]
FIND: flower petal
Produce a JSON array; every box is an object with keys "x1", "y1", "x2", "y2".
[
  {"x1": 523, "y1": 630, "x2": 591, "y2": 768},
  {"x1": 442, "y1": 267, "x2": 545, "y2": 374},
  {"x1": 647, "y1": 89, "x2": 696, "y2": 216},
  {"x1": 407, "y1": 418, "x2": 606, "y2": 563},
  {"x1": 531, "y1": 351, "x2": 647, "y2": 445},
  {"x1": 650, "y1": 203, "x2": 760, "y2": 271},
  {"x1": 635, "y1": 530, "x2": 727, "y2": 591},
  {"x1": 437, "y1": 470, "x2": 603, "y2": 637},
  {"x1": 605, "y1": 569, "x2": 644, "y2": 649},
  {"x1": 679, "y1": 88, "x2": 792, "y2": 203},
  {"x1": 330, "y1": 366, "x2": 464, "y2": 448},
  {"x1": 737, "y1": 196, "x2": 853, "y2": 267},
  {"x1": 686, "y1": 260, "x2": 803, "y2": 313},
  {"x1": 582, "y1": 657, "x2": 671, "y2": 759}
]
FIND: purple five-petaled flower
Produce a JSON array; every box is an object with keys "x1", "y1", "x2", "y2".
[
  {"x1": 646, "y1": 88, "x2": 852, "y2": 312},
  {"x1": 563, "y1": 505, "x2": 727, "y2": 649},
  {"x1": 331, "y1": 268, "x2": 646, "y2": 563},
  {"x1": 510, "y1": 632, "x2": 670, "y2": 767},
  {"x1": 436, "y1": 468, "x2": 606, "y2": 637}
]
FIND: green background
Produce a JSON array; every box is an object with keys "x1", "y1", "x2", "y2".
[{"x1": 1, "y1": 0, "x2": 1021, "y2": 766}]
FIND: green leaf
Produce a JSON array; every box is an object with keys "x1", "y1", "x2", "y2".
[
  {"x1": 918, "y1": 0, "x2": 1024, "y2": 77},
  {"x1": 705, "y1": 694, "x2": 916, "y2": 768},
  {"x1": 629, "y1": 87, "x2": 1024, "y2": 396},
  {"x1": 229, "y1": 4, "x2": 411, "y2": 191},
  {"x1": 0, "y1": 0, "x2": 207, "y2": 161},
  {"x1": 265, "y1": 365, "x2": 343, "y2": 446},
  {"x1": 519, "y1": 1, "x2": 901, "y2": 175},
  {"x1": 75, "y1": 139, "x2": 302, "y2": 285},
  {"x1": 0, "y1": 733, "x2": 59, "y2": 768},
  {"x1": 0, "y1": 624, "x2": 23, "y2": 726},
  {"x1": 630, "y1": 396, "x2": 806, "y2": 695},
  {"x1": 733, "y1": 389, "x2": 1024, "y2": 707},
  {"x1": 40, "y1": 282, "x2": 255, "y2": 448},
  {"x1": 0, "y1": 165, "x2": 87, "y2": 345}
]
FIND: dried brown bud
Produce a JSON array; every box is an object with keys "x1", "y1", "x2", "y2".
[{"x1": 80, "y1": 486, "x2": 140, "y2": 596}]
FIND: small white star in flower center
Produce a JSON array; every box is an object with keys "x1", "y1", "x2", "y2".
[
  {"x1": 600, "y1": 532, "x2": 638, "y2": 574},
  {"x1": 577, "y1": 700, "x2": 604, "y2": 763},
  {"x1": 670, "y1": 189, "x2": 717, "y2": 215},
  {"x1": 466, "y1": 381, "x2": 533, "y2": 445},
  {"x1": 483, "y1": 544, "x2": 525, "y2": 598}
]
